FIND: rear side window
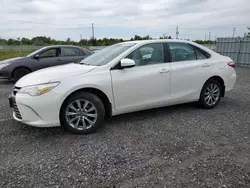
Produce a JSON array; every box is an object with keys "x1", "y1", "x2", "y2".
[
  {"x1": 61, "y1": 47, "x2": 84, "y2": 56},
  {"x1": 168, "y1": 43, "x2": 196, "y2": 62},
  {"x1": 167, "y1": 43, "x2": 211, "y2": 62}
]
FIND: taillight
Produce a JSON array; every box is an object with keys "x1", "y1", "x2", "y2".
[{"x1": 228, "y1": 62, "x2": 236, "y2": 68}]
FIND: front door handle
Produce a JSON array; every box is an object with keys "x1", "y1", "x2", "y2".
[
  {"x1": 202, "y1": 63, "x2": 210, "y2": 67},
  {"x1": 159, "y1": 69, "x2": 169, "y2": 73}
]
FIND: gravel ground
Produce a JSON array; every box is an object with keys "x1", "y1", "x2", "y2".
[{"x1": 0, "y1": 67, "x2": 250, "y2": 188}]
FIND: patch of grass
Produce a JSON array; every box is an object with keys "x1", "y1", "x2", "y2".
[{"x1": 0, "y1": 51, "x2": 34, "y2": 61}]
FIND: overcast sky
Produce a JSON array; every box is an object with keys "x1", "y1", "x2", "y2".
[{"x1": 1, "y1": 0, "x2": 250, "y2": 41}]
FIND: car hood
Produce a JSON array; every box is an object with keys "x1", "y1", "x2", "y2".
[
  {"x1": 0, "y1": 57, "x2": 23, "y2": 64},
  {"x1": 16, "y1": 63, "x2": 97, "y2": 87}
]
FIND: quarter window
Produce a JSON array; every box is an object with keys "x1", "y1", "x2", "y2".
[
  {"x1": 195, "y1": 48, "x2": 208, "y2": 59},
  {"x1": 126, "y1": 43, "x2": 164, "y2": 66},
  {"x1": 194, "y1": 46, "x2": 211, "y2": 59}
]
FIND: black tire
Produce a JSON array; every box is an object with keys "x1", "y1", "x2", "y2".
[
  {"x1": 13, "y1": 68, "x2": 31, "y2": 82},
  {"x1": 60, "y1": 92, "x2": 105, "y2": 134},
  {"x1": 199, "y1": 79, "x2": 222, "y2": 109}
]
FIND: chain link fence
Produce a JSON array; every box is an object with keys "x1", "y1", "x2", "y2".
[
  {"x1": 215, "y1": 37, "x2": 250, "y2": 67},
  {"x1": 1, "y1": 39, "x2": 249, "y2": 67},
  {"x1": 0, "y1": 45, "x2": 105, "y2": 52}
]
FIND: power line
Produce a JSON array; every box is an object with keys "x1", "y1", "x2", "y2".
[
  {"x1": 4, "y1": 19, "x2": 92, "y2": 27},
  {"x1": 9, "y1": 20, "x2": 62, "y2": 26},
  {"x1": 3, "y1": 20, "x2": 241, "y2": 32}
]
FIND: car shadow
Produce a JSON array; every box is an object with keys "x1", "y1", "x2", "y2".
[
  {"x1": 107, "y1": 102, "x2": 198, "y2": 124},
  {"x1": 0, "y1": 79, "x2": 14, "y2": 85},
  {"x1": 13, "y1": 102, "x2": 199, "y2": 139}
]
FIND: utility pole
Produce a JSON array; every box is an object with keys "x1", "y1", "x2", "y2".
[
  {"x1": 80, "y1": 34, "x2": 82, "y2": 46},
  {"x1": 209, "y1": 32, "x2": 211, "y2": 40},
  {"x1": 176, "y1": 26, "x2": 179, "y2": 39},
  {"x1": 92, "y1": 23, "x2": 95, "y2": 39},
  {"x1": 205, "y1": 34, "x2": 207, "y2": 41},
  {"x1": 232, "y1": 27, "x2": 236, "y2": 38}
]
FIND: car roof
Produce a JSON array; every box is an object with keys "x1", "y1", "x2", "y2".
[
  {"x1": 43, "y1": 45, "x2": 85, "y2": 48},
  {"x1": 41, "y1": 45, "x2": 92, "y2": 53},
  {"x1": 121, "y1": 39, "x2": 193, "y2": 45}
]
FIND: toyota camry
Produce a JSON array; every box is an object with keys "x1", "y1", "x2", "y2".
[{"x1": 9, "y1": 39, "x2": 236, "y2": 134}]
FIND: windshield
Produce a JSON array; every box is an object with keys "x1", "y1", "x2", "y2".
[
  {"x1": 26, "y1": 47, "x2": 47, "y2": 57},
  {"x1": 79, "y1": 42, "x2": 135, "y2": 66}
]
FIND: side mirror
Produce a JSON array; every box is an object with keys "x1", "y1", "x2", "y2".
[
  {"x1": 120, "y1": 58, "x2": 135, "y2": 68},
  {"x1": 34, "y1": 54, "x2": 40, "y2": 60}
]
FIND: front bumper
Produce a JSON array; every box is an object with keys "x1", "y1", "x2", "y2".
[
  {"x1": 0, "y1": 69, "x2": 12, "y2": 79},
  {"x1": 9, "y1": 91, "x2": 62, "y2": 127}
]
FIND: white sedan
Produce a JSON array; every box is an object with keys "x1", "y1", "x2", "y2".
[{"x1": 9, "y1": 39, "x2": 236, "y2": 134}]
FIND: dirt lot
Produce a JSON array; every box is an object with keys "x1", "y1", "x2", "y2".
[{"x1": 0, "y1": 67, "x2": 250, "y2": 188}]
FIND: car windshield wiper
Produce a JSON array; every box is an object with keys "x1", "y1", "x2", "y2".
[{"x1": 80, "y1": 62, "x2": 90, "y2": 65}]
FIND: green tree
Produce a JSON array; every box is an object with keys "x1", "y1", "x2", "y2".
[
  {"x1": 90, "y1": 38, "x2": 97, "y2": 46},
  {"x1": 66, "y1": 38, "x2": 71, "y2": 44},
  {"x1": 194, "y1": 40, "x2": 216, "y2": 44},
  {"x1": 0, "y1": 38, "x2": 7, "y2": 45},
  {"x1": 134, "y1": 35, "x2": 142, "y2": 40},
  {"x1": 21, "y1": 37, "x2": 31, "y2": 45}
]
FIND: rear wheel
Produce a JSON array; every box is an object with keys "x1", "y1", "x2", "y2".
[
  {"x1": 199, "y1": 79, "x2": 222, "y2": 109},
  {"x1": 60, "y1": 92, "x2": 105, "y2": 134},
  {"x1": 13, "y1": 68, "x2": 31, "y2": 82}
]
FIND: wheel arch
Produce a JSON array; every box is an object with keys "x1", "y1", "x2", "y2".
[
  {"x1": 12, "y1": 66, "x2": 32, "y2": 78},
  {"x1": 204, "y1": 76, "x2": 225, "y2": 97},
  {"x1": 60, "y1": 87, "x2": 112, "y2": 119}
]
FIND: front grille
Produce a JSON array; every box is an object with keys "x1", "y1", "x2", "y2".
[
  {"x1": 13, "y1": 86, "x2": 21, "y2": 96},
  {"x1": 13, "y1": 99, "x2": 22, "y2": 119}
]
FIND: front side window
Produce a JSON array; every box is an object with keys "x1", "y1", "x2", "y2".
[
  {"x1": 126, "y1": 43, "x2": 164, "y2": 66},
  {"x1": 168, "y1": 43, "x2": 196, "y2": 62},
  {"x1": 39, "y1": 48, "x2": 58, "y2": 58}
]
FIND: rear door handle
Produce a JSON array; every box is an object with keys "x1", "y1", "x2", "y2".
[
  {"x1": 159, "y1": 69, "x2": 169, "y2": 73},
  {"x1": 202, "y1": 63, "x2": 210, "y2": 67}
]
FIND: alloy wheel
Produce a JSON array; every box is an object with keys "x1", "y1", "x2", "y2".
[
  {"x1": 204, "y1": 83, "x2": 220, "y2": 106},
  {"x1": 65, "y1": 99, "x2": 98, "y2": 130}
]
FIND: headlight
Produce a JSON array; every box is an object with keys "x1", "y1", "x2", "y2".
[
  {"x1": 0, "y1": 62, "x2": 11, "y2": 69},
  {"x1": 18, "y1": 82, "x2": 60, "y2": 96}
]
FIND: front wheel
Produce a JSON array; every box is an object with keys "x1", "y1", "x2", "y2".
[
  {"x1": 13, "y1": 68, "x2": 31, "y2": 82},
  {"x1": 199, "y1": 79, "x2": 222, "y2": 109},
  {"x1": 60, "y1": 92, "x2": 105, "y2": 134}
]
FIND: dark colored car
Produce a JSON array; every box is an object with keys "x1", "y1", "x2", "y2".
[{"x1": 0, "y1": 45, "x2": 93, "y2": 81}]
